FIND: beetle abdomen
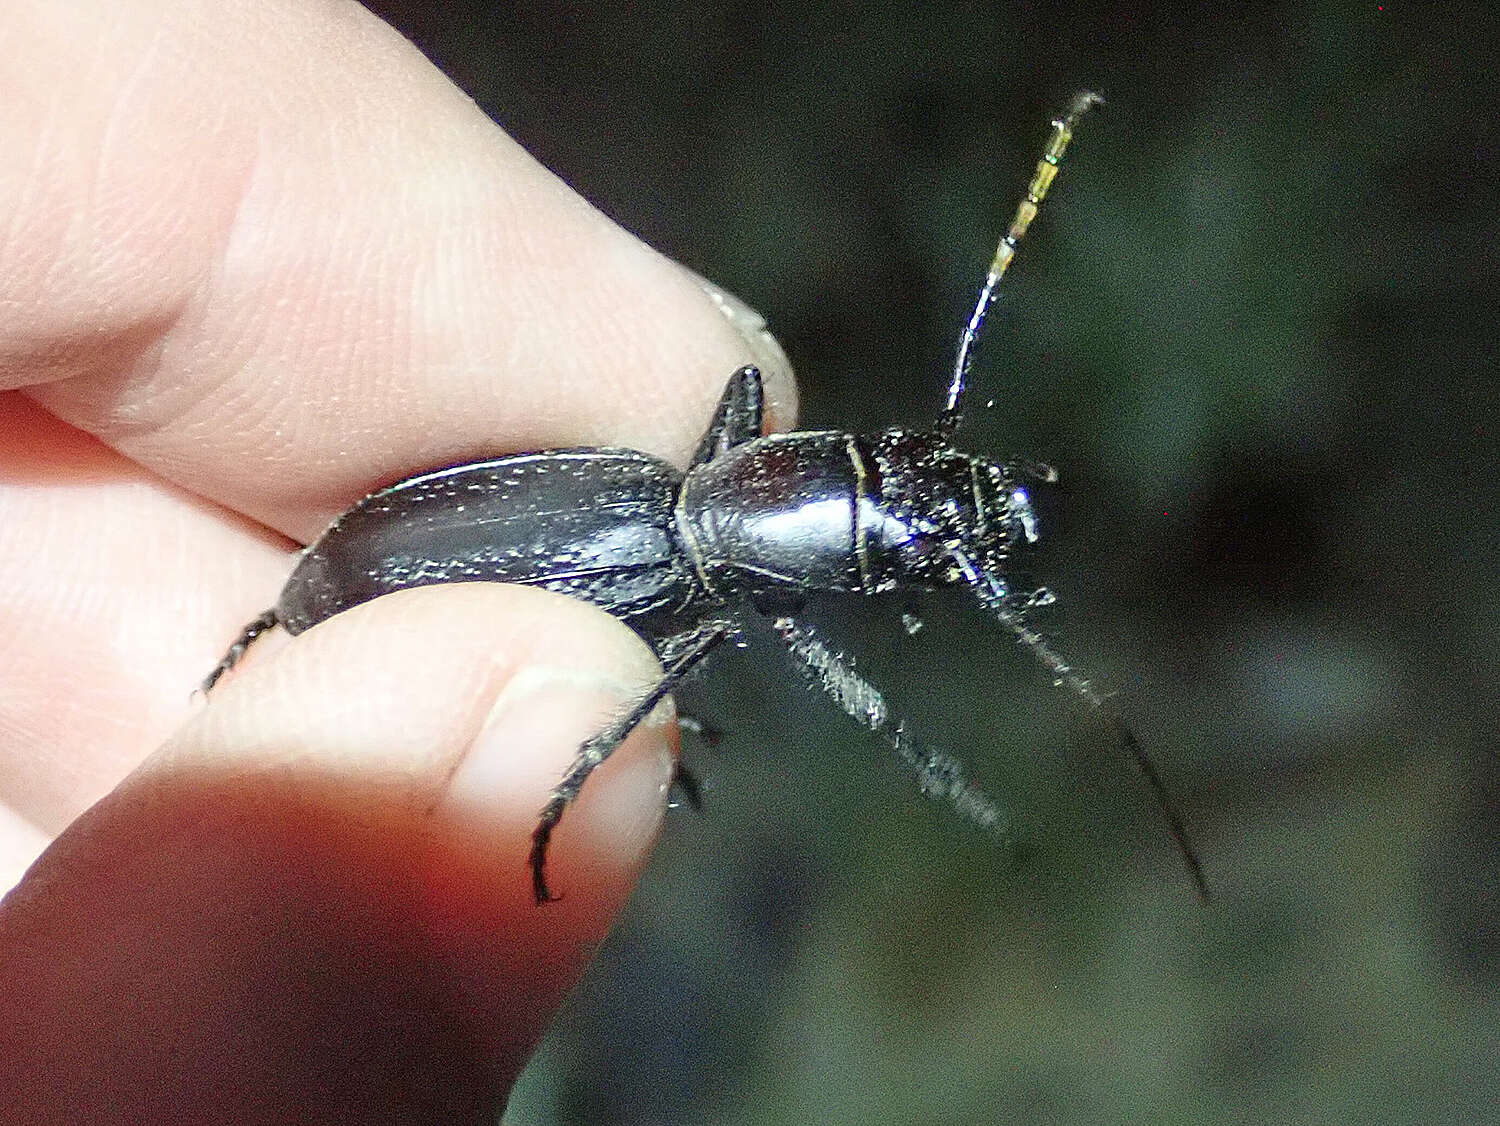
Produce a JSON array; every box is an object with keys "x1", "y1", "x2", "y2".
[{"x1": 276, "y1": 449, "x2": 697, "y2": 635}]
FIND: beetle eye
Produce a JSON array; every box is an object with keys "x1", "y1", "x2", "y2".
[{"x1": 1009, "y1": 486, "x2": 1040, "y2": 544}]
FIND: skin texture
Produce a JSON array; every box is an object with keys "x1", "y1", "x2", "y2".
[{"x1": 0, "y1": 1, "x2": 794, "y2": 1121}]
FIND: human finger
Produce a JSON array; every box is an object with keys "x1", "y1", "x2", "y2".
[
  {"x1": 0, "y1": 582, "x2": 672, "y2": 1119},
  {"x1": 3, "y1": 0, "x2": 795, "y2": 545}
]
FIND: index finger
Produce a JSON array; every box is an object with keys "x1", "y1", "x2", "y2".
[{"x1": 1, "y1": 0, "x2": 795, "y2": 543}]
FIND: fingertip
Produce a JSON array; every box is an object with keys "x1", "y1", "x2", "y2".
[
  {"x1": 185, "y1": 583, "x2": 674, "y2": 935},
  {"x1": 1, "y1": 584, "x2": 675, "y2": 1115}
]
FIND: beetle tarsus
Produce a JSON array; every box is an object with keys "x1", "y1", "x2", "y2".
[
  {"x1": 669, "y1": 760, "x2": 705, "y2": 811},
  {"x1": 201, "y1": 609, "x2": 280, "y2": 694},
  {"x1": 531, "y1": 800, "x2": 567, "y2": 904},
  {"x1": 530, "y1": 620, "x2": 732, "y2": 904}
]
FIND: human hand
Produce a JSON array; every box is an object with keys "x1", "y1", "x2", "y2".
[{"x1": 0, "y1": 2, "x2": 792, "y2": 1120}]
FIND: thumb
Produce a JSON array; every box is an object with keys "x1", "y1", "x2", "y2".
[{"x1": 0, "y1": 584, "x2": 675, "y2": 1124}]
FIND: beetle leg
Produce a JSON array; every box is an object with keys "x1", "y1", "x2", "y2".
[
  {"x1": 530, "y1": 619, "x2": 732, "y2": 904},
  {"x1": 689, "y1": 364, "x2": 764, "y2": 469},
  {"x1": 951, "y1": 548, "x2": 1210, "y2": 901},
  {"x1": 771, "y1": 617, "x2": 1017, "y2": 849},
  {"x1": 200, "y1": 609, "x2": 280, "y2": 694},
  {"x1": 668, "y1": 760, "x2": 705, "y2": 811},
  {"x1": 668, "y1": 715, "x2": 721, "y2": 811}
]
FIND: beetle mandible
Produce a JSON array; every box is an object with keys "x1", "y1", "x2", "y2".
[{"x1": 204, "y1": 91, "x2": 1208, "y2": 904}]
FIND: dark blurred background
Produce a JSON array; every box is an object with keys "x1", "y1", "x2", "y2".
[{"x1": 365, "y1": 2, "x2": 1497, "y2": 1122}]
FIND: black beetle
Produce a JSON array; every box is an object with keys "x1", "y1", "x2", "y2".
[{"x1": 205, "y1": 92, "x2": 1207, "y2": 904}]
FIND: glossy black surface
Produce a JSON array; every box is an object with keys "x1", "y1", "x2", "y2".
[
  {"x1": 680, "y1": 431, "x2": 865, "y2": 594},
  {"x1": 276, "y1": 449, "x2": 699, "y2": 637}
]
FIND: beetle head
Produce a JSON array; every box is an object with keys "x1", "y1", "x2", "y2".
[{"x1": 863, "y1": 430, "x2": 1043, "y2": 591}]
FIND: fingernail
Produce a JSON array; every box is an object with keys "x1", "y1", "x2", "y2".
[
  {"x1": 681, "y1": 266, "x2": 795, "y2": 393},
  {"x1": 446, "y1": 665, "x2": 675, "y2": 858}
]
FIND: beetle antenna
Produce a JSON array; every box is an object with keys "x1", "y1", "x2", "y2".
[
  {"x1": 936, "y1": 90, "x2": 1103, "y2": 438},
  {"x1": 952, "y1": 550, "x2": 1210, "y2": 901}
]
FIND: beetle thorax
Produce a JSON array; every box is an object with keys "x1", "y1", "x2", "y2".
[{"x1": 675, "y1": 428, "x2": 1038, "y2": 599}]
